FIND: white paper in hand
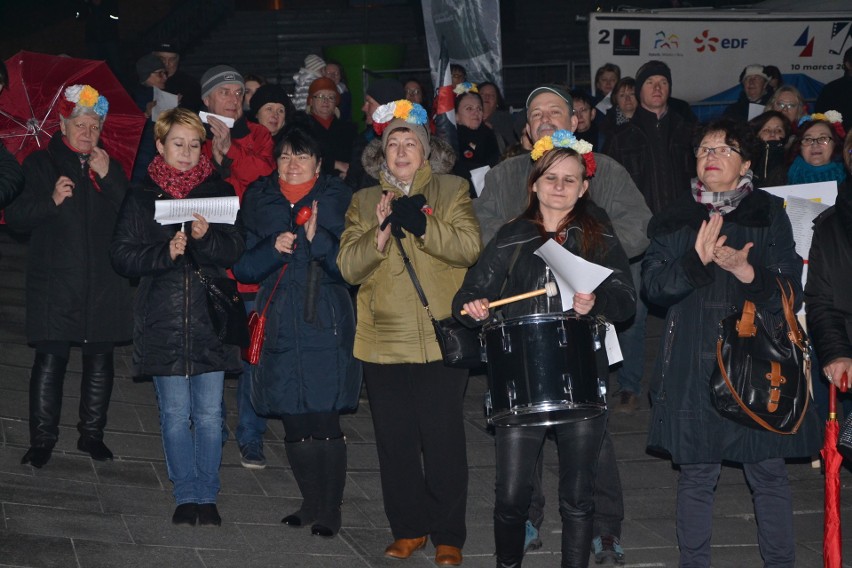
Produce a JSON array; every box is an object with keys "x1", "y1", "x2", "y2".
[
  {"x1": 152, "y1": 88, "x2": 179, "y2": 122},
  {"x1": 154, "y1": 196, "x2": 240, "y2": 225},
  {"x1": 533, "y1": 239, "x2": 613, "y2": 311},
  {"x1": 198, "y1": 111, "x2": 235, "y2": 128},
  {"x1": 469, "y1": 165, "x2": 490, "y2": 197}
]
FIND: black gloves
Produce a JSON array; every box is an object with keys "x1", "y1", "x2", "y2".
[{"x1": 380, "y1": 194, "x2": 428, "y2": 238}]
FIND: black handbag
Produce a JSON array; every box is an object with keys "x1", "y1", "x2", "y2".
[
  {"x1": 394, "y1": 237, "x2": 483, "y2": 368},
  {"x1": 189, "y1": 253, "x2": 249, "y2": 348},
  {"x1": 711, "y1": 278, "x2": 811, "y2": 434}
]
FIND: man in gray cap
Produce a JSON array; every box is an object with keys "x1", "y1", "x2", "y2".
[
  {"x1": 603, "y1": 60, "x2": 695, "y2": 417},
  {"x1": 200, "y1": 64, "x2": 274, "y2": 199},
  {"x1": 474, "y1": 84, "x2": 651, "y2": 566}
]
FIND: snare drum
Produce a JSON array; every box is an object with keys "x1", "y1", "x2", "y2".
[{"x1": 483, "y1": 313, "x2": 606, "y2": 426}]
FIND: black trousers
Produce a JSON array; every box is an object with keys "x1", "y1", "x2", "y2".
[
  {"x1": 494, "y1": 416, "x2": 607, "y2": 568},
  {"x1": 363, "y1": 361, "x2": 468, "y2": 549}
]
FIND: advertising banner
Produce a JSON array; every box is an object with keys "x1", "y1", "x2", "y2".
[{"x1": 589, "y1": 11, "x2": 852, "y2": 103}]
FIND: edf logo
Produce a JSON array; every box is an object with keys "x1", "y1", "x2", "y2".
[{"x1": 694, "y1": 29, "x2": 749, "y2": 52}]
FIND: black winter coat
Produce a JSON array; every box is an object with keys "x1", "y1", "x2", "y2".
[
  {"x1": 4, "y1": 132, "x2": 132, "y2": 344},
  {"x1": 453, "y1": 203, "x2": 635, "y2": 326},
  {"x1": 642, "y1": 189, "x2": 821, "y2": 464},
  {"x1": 232, "y1": 174, "x2": 360, "y2": 415},
  {"x1": 309, "y1": 115, "x2": 357, "y2": 178},
  {"x1": 806, "y1": 179, "x2": 852, "y2": 368},
  {"x1": 452, "y1": 124, "x2": 500, "y2": 196},
  {"x1": 0, "y1": 144, "x2": 24, "y2": 210},
  {"x1": 110, "y1": 173, "x2": 245, "y2": 377},
  {"x1": 603, "y1": 106, "x2": 695, "y2": 216}
]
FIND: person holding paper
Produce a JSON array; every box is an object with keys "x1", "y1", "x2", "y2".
[
  {"x1": 6, "y1": 84, "x2": 132, "y2": 469},
  {"x1": 453, "y1": 134, "x2": 635, "y2": 568},
  {"x1": 231, "y1": 125, "x2": 360, "y2": 538},
  {"x1": 110, "y1": 108, "x2": 245, "y2": 527},
  {"x1": 786, "y1": 111, "x2": 847, "y2": 186},
  {"x1": 642, "y1": 118, "x2": 820, "y2": 567},
  {"x1": 338, "y1": 101, "x2": 481, "y2": 566},
  {"x1": 451, "y1": 83, "x2": 500, "y2": 196},
  {"x1": 131, "y1": 53, "x2": 169, "y2": 182}
]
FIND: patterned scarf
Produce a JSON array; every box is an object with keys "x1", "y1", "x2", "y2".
[
  {"x1": 691, "y1": 171, "x2": 754, "y2": 215},
  {"x1": 786, "y1": 155, "x2": 847, "y2": 186},
  {"x1": 379, "y1": 162, "x2": 413, "y2": 195},
  {"x1": 147, "y1": 154, "x2": 215, "y2": 199}
]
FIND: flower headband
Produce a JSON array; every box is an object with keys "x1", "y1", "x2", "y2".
[
  {"x1": 371, "y1": 99, "x2": 428, "y2": 136},
  {"x1": 798, "y1": 110, "x2": 845, "y2": 139},
  {"x1": 531, "y1": 130, "x2": 597, "y2": 177},
  {"x1": 58, "y1": 84, "x2": 109, "y2": 119},
  {"x1": 453, "y1": 81, "x2": 478, "y2": 96}
]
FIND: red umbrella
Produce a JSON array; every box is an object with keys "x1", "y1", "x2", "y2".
[
  {"x1": 823, "y1": 376, "x2": 844, "y2": 567},
  {"x1": 0, "y1": 51, "x2": 145, "y2": 178}
]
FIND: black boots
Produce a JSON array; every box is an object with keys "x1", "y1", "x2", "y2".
[
  {"x1": 21, "y1": 351, "x2": 115, "y2": 468},
  {"x1": 21, "y1": 353, "x2": 68, "y2": 468},
  {"x1": 282, "y1": 435, "x2": 347, "y2": 537},
  {"x1": 76, "y1": 352, "x2": 115, "y2": 461},
  {"x1": 494, "y1": 519, "x2": 526, "y2": 568}
]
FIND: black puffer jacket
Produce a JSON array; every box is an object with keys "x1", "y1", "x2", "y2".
[
  {"x1": 4, "y1": 132, "x2": 131, "y2": 344},
  {"x1": 452, "y1": 202, "x2": 635, "y2": 326},
  {"x1": 0, "y1": 144, "x2": 24, "y2": 210},
  {"x1": 110, "y1": 173, "x2": 245, "y2": 377},
  {"x1": 806, "y1": 179, "x2": 852, "y2": 367}
]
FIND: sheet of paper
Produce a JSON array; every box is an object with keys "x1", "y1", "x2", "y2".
[
  {"x1": 747, "y1": 103, "x2": 765, "y2": 121},
  {"x1": 469, "y1": 165, "x2": 490, "y2": 197},
  {"x1": 595, "y1": 93, "x2": 612, "y2": 115},
  {"x1": 199, "y1": 111, "x2": 235, "y2": 128},
  {"x1": 534, "y1": 239, "x2": 613, "y2": 311},
  {"x1": 784, "y1": 196, "x2": 830, "y2": 259},
  {"x1": 154, "y1": 196, "x2": 240, "y2": 225},
  {"x1": 762, "y1": 180, "x2": 837, "y2": 206},
  {"x1": 152, "y1": 88, "x2": 179, "y2": 122}
]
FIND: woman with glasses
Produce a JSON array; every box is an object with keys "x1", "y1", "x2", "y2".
[
  {"x1": 787, "y1": 111, "x2": 847, "y2": 186},
  {"x1": 642, "y1": 118, "x2": 820, "y2": 566},
  {"x1": 306, "y1": 77, "x2": 356, "y2": 179},
  {"x1": 747, "y1": 111, "x2": 791, "y2": 187}
]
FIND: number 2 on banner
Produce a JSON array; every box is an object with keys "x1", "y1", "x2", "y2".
[{"x1": 598, "y1": 30, "x2": 611, "y2": 44}]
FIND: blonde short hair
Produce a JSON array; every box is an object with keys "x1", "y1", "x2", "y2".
[{"x1": 154, "y1": 108, "x2": 205, "y2": 145}]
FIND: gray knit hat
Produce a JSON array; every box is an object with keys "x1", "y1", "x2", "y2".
[{"x1": 200, "y1": 65, "x2": 245, "y2": 99}]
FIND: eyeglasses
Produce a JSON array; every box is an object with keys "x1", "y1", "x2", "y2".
[
  {"x1": 312, "y1": 94, "x2": 335, "y2": 102},
  {"x1": 773, "y1": 102, "x2": 800, "y2": 110},
  {"x1": 801, "y1": 136, "x2": 833, "y2": 146},
  {"x1": 694, "y1": 145, "x2": 742, "y2": 158}
]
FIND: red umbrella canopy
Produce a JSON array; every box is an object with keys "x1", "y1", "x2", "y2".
[{"x1": 0, "y1": 51, "x2": 145, "y2": 179}]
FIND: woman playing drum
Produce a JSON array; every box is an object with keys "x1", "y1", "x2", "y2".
[{"x1": 452, "y1": 131, "x2": 635, "y2": 568}]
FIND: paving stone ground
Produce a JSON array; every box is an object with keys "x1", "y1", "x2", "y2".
[{"x1": 1, "y1": 227, "x2": 850, "y2": 567}]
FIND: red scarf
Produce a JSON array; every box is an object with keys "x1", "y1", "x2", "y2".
[
  {"x1": 147, "y1": 154, "x2": 215, "y2": 199},
  {"x1": 63, "y1": 138, "x2": 102, "y2": 192},
  {"x1": 312, "y1": 114, "x2": 334, "y2": 129},
  {"x1": 279, "y1": 175, "x2": 317, "y2": 204}
]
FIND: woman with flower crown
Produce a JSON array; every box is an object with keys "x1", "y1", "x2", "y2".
[
  {"x1": 338, "y1": 100, "x2": 481, "y2": 566},
  {"x1": 452, "y1": 131, "x2": 635, "y2": 568},
  {"x1": 110, "y1": 108, "x2": 244, "y2": 527},
  {"x1": 6, "y1": 84, "x2": 132, "y2": 469},
  {"x1": 786, "y1": 110, "x2": 847, "y2": 186}
]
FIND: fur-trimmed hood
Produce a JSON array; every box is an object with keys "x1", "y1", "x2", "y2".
[{"x1": 361, "y1": 137, "x2": 456, "y2": 180}]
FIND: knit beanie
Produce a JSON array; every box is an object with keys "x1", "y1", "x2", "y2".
[
  {"x1": 136, "y1": 54, "x2": 165, "y2": 84},
  {"x1": 739, "y1": 64, "x2": 769, "y2": 83},
  {"x1": 381, "y1": 119, "x2": 431, "y2": 159},
  {"x1": 635, "y1": 60, "x2": 672, "y2": 93},
  {"x1": 367, "y1": 78, "x2": 405, "y2": 105},
  {"x1": 308, "y1": 77, "x2": 339, "y2": 104},
  {"x1": 250, "y1": 84, "x2": 290, "y2": 116},
  {"x1": 304, "y1": 54, "x2": 326, "y2": 74},
  {"x1": 201, "y1": 65, "x2": 245, "y2": 99}
]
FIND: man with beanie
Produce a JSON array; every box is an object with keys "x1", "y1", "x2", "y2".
[
  {"x1": 200, "y1": 64, "x2": 274, "y2": 199},
  {"x1": 152, "y1": 41, "x2": 202, "y2": 113},
  {"x1": 306, "y1": 77, "x2": 356, "y2": 179},
  {"x1": 345, "y1": 78, "x2": 405, "y2": 190},
  {"x1": 474, "y1": 84, "x2": 652, "y2": 565},
  {"x1": 603, "y1": 60, "x2": 695, "y2": 419},
  {"x1": 723, "y1": 64, "x2": 773, "y2": 120},
  {"x1": 130, "y1": 54, "x2": 169, "y2": 182}
]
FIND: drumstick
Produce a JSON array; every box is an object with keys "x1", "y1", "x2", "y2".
[{"x1": 461, "y1": 282, "x2": 558, "y2": 315}]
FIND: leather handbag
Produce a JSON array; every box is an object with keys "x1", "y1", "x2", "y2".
[
  {"x1": 711, "y1": 278, "x2": 811, "y2": 434},
  {"x1": 242, "y1": 265, "x2": 287, "y2": 365},
  {"x1": 394, "y1": 237, "x2": 483, "y2": 369},
  {"x1": 190, "y1": 255, "x2": 249, "y2": 348}
]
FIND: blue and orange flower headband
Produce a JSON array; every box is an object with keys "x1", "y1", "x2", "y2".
[{"x1": 531, "y1": 130, "x2": 596, "y2": 177}]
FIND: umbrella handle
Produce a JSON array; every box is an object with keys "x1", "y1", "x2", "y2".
[{"x1": 830, "y1": 381, "x2": 837, "y2": 419}]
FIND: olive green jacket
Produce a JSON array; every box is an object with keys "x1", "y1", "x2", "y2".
[{"x1": 338, "y1": 163, "x2": 481, "y2": 363}]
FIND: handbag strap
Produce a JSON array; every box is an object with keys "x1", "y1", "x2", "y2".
[
  {"x1": 259, "y1": 264, "x2": 287, "y2": 318},
  {"x1": 777, "y1": 277, "x2": 806, "y2": 351},
  {"x1": 394, "y1": 236, "x2": 438, "y2": 323}
]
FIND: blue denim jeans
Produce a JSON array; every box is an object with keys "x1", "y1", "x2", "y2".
[
  {"x1": 153, "y1": 372, "x2": 225, "y2": 505},
  {"x1": 616, "y1": 258, "x2": 648, "y2": 395},
  {"x1": 236, "y1": 299, "x2": 267, "y2": 448}
]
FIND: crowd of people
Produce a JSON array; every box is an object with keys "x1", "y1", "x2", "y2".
[{"x1": 1, "y1": 41, "x2": 852, "y2": 568}]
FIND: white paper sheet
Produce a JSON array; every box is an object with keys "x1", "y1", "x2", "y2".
[
  {"x1": 747, "y1": 103, "x2": 765, "y2": 121},
  {"x1": 533, "y1": 239, "x2": 613, "y2": 312},
  {"x1": 762, "y1": 180, "x2": 837, "y2": 206},
  {"x1": 198, "y1": 111, "x2": 235, "y2": 128},
  {"x1": 151, "y1": 88, "x2": 179, "y2": 122},
  {"x1": 784, "y1": 196, "x2": 830, "y2": 259},
  {"x1": 469, "y1": 165, "x2": 490, "y2": 197},
  {"x1": 154, "y1": 196, "x2": 240, "y2": 225}
]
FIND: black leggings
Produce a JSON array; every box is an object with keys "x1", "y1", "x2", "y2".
[
  {"x1": 35, "y1": 341, "x2": 114, "y2": 359},
  {"x1": 281, "y1": 411, "x2": 341, "y2": 442}
]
